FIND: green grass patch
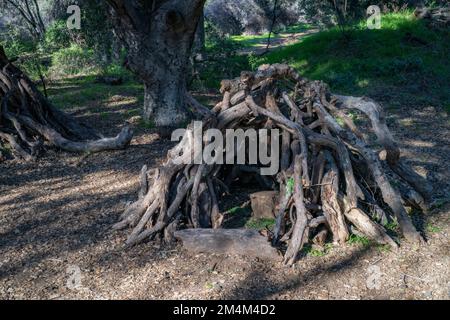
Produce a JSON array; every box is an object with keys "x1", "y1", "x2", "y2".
[
  {"x1": 47, "y1": 76, "x2": 143, "y2": 110},
  {"x1": 248, "y1": 11, "x2": 450, "y2": 110},
  {"x1": 302, "y1": 243, "x2": 334, "y2": 257},
  {"x1": 426, "y1": 223, "x2": 442, "y2": 234},
  {"x1": 230, "y1": 23, "x2": 313, "y2": 47},
  {"x1": 245, "y1": 218, "x2": 276, "y2": 231},
  {"x1": 384, "y1": 220, "x2": 400, "y2": 233},
  {"x1": 348, "y1": 234, "x2": 371, "y2": 246}
]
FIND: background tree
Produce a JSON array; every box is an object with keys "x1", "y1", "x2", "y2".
[
  {"x1": 0, "y1": 0, "x2": 46, "y2": 40},
  {"x1": 106, "y1": 0, "x2": 206, "y2": 127}
]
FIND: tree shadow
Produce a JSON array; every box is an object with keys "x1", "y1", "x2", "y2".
[{"x1": 221, "y1": 245, "x2": 374, "y2": 300}]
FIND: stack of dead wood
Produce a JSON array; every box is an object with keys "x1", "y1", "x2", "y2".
[
  {"x1": 115, "y1": 63, "x2": 432, "y2": 265},
  {"x1": 0, "y1": 45, "x2": 133, "y2": 161},
  {"x1": 415, "y1": 6, "x2": 450, "y2": 27}
]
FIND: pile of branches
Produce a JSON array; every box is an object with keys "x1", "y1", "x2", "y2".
[
  {"x1": 0, "y1": 45, "x2": 133, "y2": 161},
  {"x1": 415, "y1": 6, "x2": 450, "y2": 27},
  {"x1": 116, "y1": 63, "x2": 432, "y2": 265}
]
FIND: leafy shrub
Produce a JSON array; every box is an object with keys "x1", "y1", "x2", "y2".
[
  {"x1": 43, "y1": 20, "x2": 71, "y2": 51},
  {"x1": 0, "y1": 27, "x2": 36, "y2": 58},
  {"x1": 49, "y1": 44, "x2": 95, "y2": 77}
]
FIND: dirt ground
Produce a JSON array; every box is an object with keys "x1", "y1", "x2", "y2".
[{"x1": 0, "y1": 89, "x2": 449, "y2": 300}]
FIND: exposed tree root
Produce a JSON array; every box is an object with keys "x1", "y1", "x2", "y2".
[
  {"x1": 0, "y1": 45, "x2": 133, "y2": 161},
  {"x1": 116, "y1": 63, "x2": 432, "y2": 265}
]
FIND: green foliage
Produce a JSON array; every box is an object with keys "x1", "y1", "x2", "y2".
[
  {"x1": 0, "y1": 29, "x2": 36, "y2": 58},
  {"x1": 384, "y1": 220, "x2": 400, "y2": 233},
  {"x1": 376, "y1": 244, "x2": 392, "y2": 253},
  {"x1": 43, "y1": 20, "x2": 71, "y2": 51},
  {"x1": 100, "y1": 62, "x2": 134, "y2": 81},
  {"x1": 286, "y1": 177, "x2": 295, "y2": 196},
  {"x1": 426, "y1": 224, "x2": 442, "y2": 234},
  {"x1": 251, "y1": 11, "x2": 450, "y2": 110},
  {"x1": 226, "y1": 206, "x2": 249, "y2": 216},
  {"x1": 348, "y1": 234, "x2": 371, "y2": 246},
  {"x1": 302, "y1": 243, "x2": 334, "y2": 257},
  {"x1": 248, "y1": 53, "x2": 266, "y2": 71},
  {"x1": 245, "y1": 217, "x2": 276, "y2": 230},
  {"x1": 49, "y1": 44, "x2": 95, "y2": 77},
  {"x1": 190, "y1": 19, "x2": 250, "y2": 90}
]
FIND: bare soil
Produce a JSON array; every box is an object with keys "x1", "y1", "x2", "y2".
[{"x1": 0, "y1": 89, "x2": 449, "y2": 300}]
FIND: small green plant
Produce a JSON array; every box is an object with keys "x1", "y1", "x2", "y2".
[
  {"x1": 348, "y1": 234, "x2": 371, "y2": 246},
  {"x1": 248, "y1": 53, "x2": 267, "y2": 71},
  {"x1": 426, "y1": 224, "x2": 442, "y2": 234},
  {"x1": 384, "y1": 220, "x2": 399, "y2": 233},
  {"x1": 204, "y1": 282, "x2": 214, "y2": 290},
  {"x1": 286, "y1": 177, "x2": 295, "y2": 196},
  {"x1": 245, "y1": 218, "x2": 276, "y2": 230},
  {"x1": 335, "y1": 116, "x2": 345, "y2": 127},
  {"x1": 43, "y1": 20, "x2": 71, "y2": 51},
  {"x1": 303, "y1": 243, "x2": 333, "y2": 257}
]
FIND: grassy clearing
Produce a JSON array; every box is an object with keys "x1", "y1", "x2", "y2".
[
  {"x1": 347, "y1": 234, "x2": 371, "y2": 246},
  {"x1": 46, "y1": 76, "x2": 143, "y2": 110},
  {"x1": 45, "y1": 11, "x2": 449, "y2": 117},
  {"x1": 230, "y1": 23, "x2": 312, "y2": 47},
  {"x1": 233, "y1": 11, "x2": 450, "y2": 111}
]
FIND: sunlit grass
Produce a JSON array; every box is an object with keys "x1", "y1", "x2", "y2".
[
  {"x1": 249, "y1": 11, "x2": 449, "y2": 110},
  {"x1": 229, "y1": 23, "x2": 313, "y2": 48}
]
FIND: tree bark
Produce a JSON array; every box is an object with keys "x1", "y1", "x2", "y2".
[{"x1": 107, "y1": 0, "x2": 206, "y2": 127}]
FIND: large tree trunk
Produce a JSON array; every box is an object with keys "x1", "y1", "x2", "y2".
[
  {"x1": 107, "y1": 0, "x2": 206, "y2": 127},
  {"x1": 143, "y1": 76, "x2": 187, "y2": 125}
]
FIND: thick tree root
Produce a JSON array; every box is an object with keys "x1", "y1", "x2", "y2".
[
  {"x1": 0, "y1": 46, "x2": 133, "y2": 161},
  {"x1": 116, "y1": 63, "x2": 432, "y2": 265}
]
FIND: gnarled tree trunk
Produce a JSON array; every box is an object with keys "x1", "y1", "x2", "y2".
[{"x1": 107, "y1": 0, "x2": 206, "y2": 127}]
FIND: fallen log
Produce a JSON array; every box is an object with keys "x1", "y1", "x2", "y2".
[{"x1": 174, "y1": 229, "x2": 280, "y2": 260}]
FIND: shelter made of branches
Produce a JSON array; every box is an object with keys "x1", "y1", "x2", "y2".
[{"x1": 116, "y1": 64, "x2": 432, "y2": 265}]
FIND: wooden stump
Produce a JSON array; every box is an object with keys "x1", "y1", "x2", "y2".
[{"x1": 250, "y1": 191, "x2": 279, "y2": 219}]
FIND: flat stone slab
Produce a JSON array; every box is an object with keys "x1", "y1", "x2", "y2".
[{"x1": 174, "y1": 229, "x2": 280, "y2": 261}]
